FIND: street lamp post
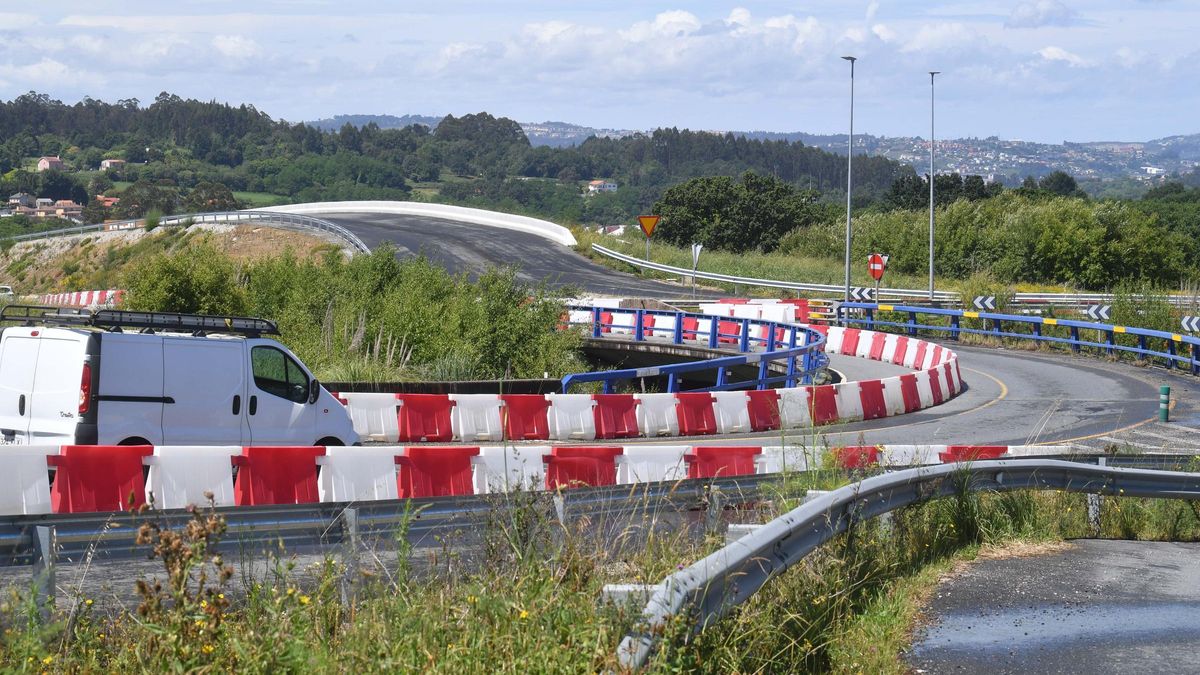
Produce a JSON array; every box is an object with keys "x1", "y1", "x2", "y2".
[
  {"x1": 842, "y1": 56, "x2": 856, "y2": 303},
  {"x1": 928, "y1": 71, "x2": 940, "y2": 302}
]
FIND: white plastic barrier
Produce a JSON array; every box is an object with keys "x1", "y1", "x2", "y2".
[
  {"x1": 546, "y1": 393, "x2": 597, "y2": 441},
  {"x1": 777, "y1": 388, "x2": 814, "y2": 428},
  {"x1": 338, "y1": 392, "x2": 400, "y2": 443},
  {"x1": 651, "y1": 314, "x2": 678, "y2": 339},
  {"x1": 472, "y1": 445, "x2": 549, "y2": 493},
  {"x1": 877, "y1": 445, "x2": 942, "y2": 466},
  {"x1": 449, "y1": 394, "x2": 504, "y2": 441},
  {"x1": 568, "y1": 309, "x2": 594, "y2": 326},
  {"x1": 698, "y1": 303, "x2": 733, "y2": 317},
  {"x1": 731, "y1": 305, "x2": 762, "y2": 320},
  {"x1": 758, "y1": 304, "x2": 796, "y2": 324},
  {"x1": 0, "y1": 446, "x2": 59, "y2": 515},
  {"x1": 880, "y1": 376, "x2": 909, "y2": 416},
  {"x1": 610, "y1": 311, "x2": 636, "y2": 335},
  {"x1": 755, "y1": 445, "x2": 821, "y2": 474},
  {"x1": 825, "y1": 326, "x2": 846, "y2": 354},
  {"x1": 833, "y1": 382, "x2": 866, "y2": 423},
  {"x1": 711, "y1": 391, "x2": 752, "y2": 434},
  {"x1": 145, "y1": 446, "x2": 240, "y2": 509},
  {"x1": 616, "y1": 445, "x2": 690, "y2": 483},
  {"x1": 635, "y1": 393, "x2": 680, "y2": 436},
  {"x1": 317, "y1": 446, "x2": 400, "y2": 502}
]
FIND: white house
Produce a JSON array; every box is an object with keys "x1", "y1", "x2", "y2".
[
  {"x1": 36, "y1": 156, "x2": 64, "y2": 172},
  {"x1": 587, "y1": 179, "x2": 618, "y2": 194}
]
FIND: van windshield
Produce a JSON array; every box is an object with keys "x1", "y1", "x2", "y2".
[{"x1": 251, "y1": 346, "x2": 309, "y2": 403}]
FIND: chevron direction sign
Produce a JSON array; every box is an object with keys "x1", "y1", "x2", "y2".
[
  {"x1": 850, "y1": 287, "x2": 875, "y2": 302},
  {"x1": 1183, "y1": 316, "x2": 1200, "y2": 332},
  {"x1": 1084, "y1": 305, "x2": 1111, "y2": 322},
  {"x1": 972, "y1": 296, "x2": 996, "y2": 311}
]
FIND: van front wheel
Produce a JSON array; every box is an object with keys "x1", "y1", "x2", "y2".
[
  {"x1": 315, "y1": 437, "x2": 344, "y2": 448},
  {"x1": 118, "y1": 437, "x2": 152, "y2": 446}
]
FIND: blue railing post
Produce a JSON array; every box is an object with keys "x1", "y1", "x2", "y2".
[
  {"x1": 765, "y1": 323, "x2": 778, "y2": 352},
  {"x1": 708, "y1": 316, "x2": 719, "y2": 349},
  {"x1": 738, "y1": 318, "x2": 751, "y2": 352},
  {"x1": 1105, "y1": 329, "x2": 1115, "y2": 357},
  {"x1": 757, "y1": 357, "x2": 770, "y2": 390},
  {"x1": 592, "y1": 307, "x2": 602, "y2": 338},
  {"x1": 1167, "y1": 339, "x2": 1177, "y2": 369},
  {"x1": 716, "y1": 367, "x2": 727, "y2": 388},
  {"x1": 1070, "y1": 326, "x2": 1081, "y2": 353},
  {"x1": 603, "y1": 379, "x2": 614, "y2": 394},
  {"x1": 673, "y1": 312, "x2": 683, "y2": 344},
  {"x1": 666, "y1": 373, "x2": 677, "y2": 393},
  {"x1": 1136, "y1": 334, "x2": 1147, "y2": 361},
  {"x1": 1032, "y1": 322, "x2": 1042, "y2": 339},
  {"x1": 865, "y1": 307, "x2": 875, "y2": 330},
  {"x1": 635, "y1": 310, "x2": 645, "y2": 342},
  {"x1": 907, "y1": 312, "x2": 917, "y2": 337},
  {"x1": 950, "y1": 314, "x2": 960, "y2": 340},
  {"x1": 1193, "y1": 343, "x2": 1200, "y2": 376},
  {"x1": 991, "y1": 317, "x2": 1002, "y2": 337},
  {"x1": 786, "y1": 328, "x2": 799, "y2": 388}
]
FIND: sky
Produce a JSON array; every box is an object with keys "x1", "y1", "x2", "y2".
[{"x1": 5, "y1": 1, "x2": 1198, "y2": 143}]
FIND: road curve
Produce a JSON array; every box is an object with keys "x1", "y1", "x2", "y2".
[{"x1": 319, "y1": 212, "x2": 721, "y2": 298}]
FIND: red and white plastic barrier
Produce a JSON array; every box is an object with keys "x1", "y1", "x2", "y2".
[
  {"x1": 0, "y1": 443, "x2": 1073, "y2": 515},
  {"x1": 333, "y1": 321, "x2": 964, "y2": 443},
  {"x1": 37, "y1": 289, "x2": 124, "y2": 309}
]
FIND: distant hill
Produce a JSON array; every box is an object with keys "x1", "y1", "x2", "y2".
[{"x1": 305, "y1": 114, "x2": 443, "y2": 132}]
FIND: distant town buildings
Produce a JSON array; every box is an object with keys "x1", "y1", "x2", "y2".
[
  {"x1": 1, "y1": 194, "x2": 84, "y2": 222},
  {"x1": 36, "y1": 156, "x2": 65, "y2": 172},
  {"x1": 99, "y1": 158, "x2": 125, "y2": 170},
  {"x1": 94, "y1": 195, "x2": 120, "y2": 208},
  {"x1": 587, "y1": 180, "x2": 618, "y2": 194}
]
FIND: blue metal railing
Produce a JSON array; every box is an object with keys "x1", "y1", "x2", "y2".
[
  {"x1": 560, "y1": 307, "x2": 828, "y2": 393},
  {"x1": 838, "y1": 302, "x2": 1200, "y2": 376}
]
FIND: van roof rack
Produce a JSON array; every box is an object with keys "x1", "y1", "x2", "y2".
[{"x1": 0, "y1": 305, "x2": 280, "y2": 337}]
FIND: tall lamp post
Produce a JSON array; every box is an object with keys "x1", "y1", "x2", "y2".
[
  {"x1": 928, "y1": 71, "x2": 940, "y2": 302},
  {"x1": 842, "y1": 56, "x2": 856, "y2": 302}
]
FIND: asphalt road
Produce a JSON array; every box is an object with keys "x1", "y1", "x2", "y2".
[
  {"x1": 320, "y1": 212, "x2": 722, "y2": 298},
  {"x1": 908, "y1": 540, "x2": 1200, "y2": 673}
]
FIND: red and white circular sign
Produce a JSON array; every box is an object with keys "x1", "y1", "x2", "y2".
[{"x1": 867, "y1": 253, "x2": 888, "y2": 281}]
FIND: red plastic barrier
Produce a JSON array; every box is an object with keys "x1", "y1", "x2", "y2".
[
  {"x1": 746, "y1": 390, "x2": 781, "y2": 431},
  {"x1": 717, "y1": 320, "x2": 740, "y2": 344},
  {"x1": 931, "y1": 345, "x2": 944, "y2": 365},
  {"x1": 868, "y1": 332, "x2": 887, "y2": 361},
  {"x1": 858, "y1": 380, "x2": 888, "y2": 420},
  {"x1": 899, "y1": 374, "x2": 922, "y2": 412},
  {"x1": 49, "y1": 445, "x2": 153, "y2": 513},
  {"x1": 233, "y1": 446, "x2": 325, "y2": 506},
  {"x1": 675, "y1": 392, "x2": 717, "y2": 436},
  {"x1": 501, "y1": 394, "x2": 551, "y2": 440},
  {"x1": 543, "y1": 446, "x2": 622, "y2": 489},
  {"x1": 912, "y1": 340, "x2": 929, "y2": 369},
  {"x1": 685, "y1": 446, "x2": 760, "y2": 479},
  {"x1": 833, "y1": 446, "x2": 879, "y2": 469},
  {"x1": 809, "y1": 385, "x2": 840, "y2": 425},
  {"x1": 681, "y1": 316, "x2": 700, "y2": 340},
  {"x1": 892, "y1": 336, "x2": 910, "y2": 365},
  {"x1": 781, "y1": 298, "x2": 809, "y2": 322},
  {"x1": 806, "y1": 323, "x2": 829, "y2": 338},
  {"x1": 396, "y1": 446, "x2": 480, "y2": 498},
  {"x1": 641, "y1": 313, "x2": 656, "y2": 338},
  {"x1": 332, "y1": 392, "x2": 349, "y2": 406},
  {"x1": 928, "y1": 368, "x2": 945, "y2": 405},
  {"x1": 939, "y1": 446, "x2": 1007, "y2": 463},
  {"x1": 593, "y1": 394, "x2": 640, "y2": 439},
  {"x1": 599, "y1": 311, "x2": 614, "y2": 334},
  {"x1": 397, "y1": 394, "x2": 455, "y2": 442},
  {"x1": 720, "y1": 298, "x2": 749, "y2": 304},
  {"x1": 840, "y1": 328, "x2": 861, "y2": 356}
]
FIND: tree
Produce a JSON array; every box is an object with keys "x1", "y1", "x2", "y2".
[
  {"x1": 116, "y1": 180, "x2": 178, "y2": 218},
  {"x1": 38, "y1": 170, "x2": 86, "y2": 203},
  {"x1": 1038, "y1": 171, "x2": 1086, "y2": 198},
  {"x1": 183, "y1": 181, "x2": 240, "y2": 212}
]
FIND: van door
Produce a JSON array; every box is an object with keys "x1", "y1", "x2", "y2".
[
  {"x1": 95, "y1": 332, "x2": 164, "y2": 445},
  {"x1": 246, "y1": 343, "x2": 316, "y2": 445},
  {"x1": 27, "y1": 336, "x2": 87, "y2": 444},
  {"x1": 162, "y1": 338, "x2": 249, "y2": 445},
  {"x1": 0, "y1": 334, "x2": 39, "y2": 444}
]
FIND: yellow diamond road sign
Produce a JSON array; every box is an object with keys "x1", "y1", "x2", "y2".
[{"x1": 638, "y1": 215, "x2": 660, "y2": 238}]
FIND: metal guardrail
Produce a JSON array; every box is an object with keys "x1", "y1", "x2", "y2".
[
  {"x1": 616, "y1": 458, "x2": 1200, "y2": 669},
  {"x1": 591, "y1": 244, "x2": 1200, "y2": 308},
  {"x1": 6, "y1": 210, "x2": 371, "y2": 254},
  {"x1": 838, "y1": 302, "x2": 1200, "y2": 375},
  {"x1": 560, "y1": 306, "x2": 828, "y2": 393}
]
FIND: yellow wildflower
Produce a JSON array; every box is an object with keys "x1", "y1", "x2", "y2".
[
  {"x1": 299, "y1": 595, "x2": 311, "y2": 606},
  {"x1": 202, "y1": 645, "x2": 215, "y2": 654},
  {"x1": 42, "y1": 656, "x2": 54, "y2": 665},
  {"x1": 519, "y1": 609, "x2": 529, "y2": 620}
]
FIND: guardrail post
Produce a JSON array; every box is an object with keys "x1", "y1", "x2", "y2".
[
  {"x1": 757, "y1": 356, "x2": 771, "y2": 390},
  {"x1": 708, "y1": 317, "x2": 719, "y2": 349},
  {"x1": 1032, "y1": 321, "x2": 1042, "y2": 339},
  {"x1": 950, "y1": 314, "x2": 960, "y2": 340},
  {"x1": 765, "y1": 323, "x2": 778, "y2": 353},
  {"x1": 738, "y1": 319, "x2": 750, "y2": 352},
  {"x1": 603, "y1": 380, "x2": 614, "y2": 394},
  {"x1": 1086, "y1": 457, "x2": 1105, "y2": 537},
  {"x1": 1167, "y1": 339, "x2": 1177, "y2": 368},
  {"x1": 705, "y1": 487, "x2": 725, "y2": 537},
  {"x1": 1070, "y1": 326, "x2": 1081, "y2": 354},
  {"x1": 1105, "y1": 329, "x2": 1115, "y2": 357},
  {"x1": 666, "y1": 373, "x2": 677, "y2": 393},
  {"x1": 32, "y1": 525, "x2": 55, "y2": 621},
  {"x1": 865, "y1": 307, "x2": 875, "y2": 330},
  {"x1": 1136, "y1": 334, "x2": 1147, "y2": 361},
  {"x1": 340, "y1": 507, "x2": 360, "y2": 605},
  {"x1": 907, "y1": 312, "x2": 917, "y2": 337},
  {"x1": 1192, "y1": 343, "x2": 1199, "y2": 376},
  {"x1": 673, "y1": 312, "x2": 683, "y2": 344},
  {"x1": 715, "y1": 367, "x2": 727, "y2": 388},
  {"x1": 592, "y1": 307, "x2": 602, "y2": 339},
  {"x1": 635, "y1": 310, "x2": 646, "y2": 342},
  {"x1": 786, "y1": 329, "x2": 799, "y2": 388},
  {"x1": 991, "y1": 317, "x2": 1003, "y2": 337}
]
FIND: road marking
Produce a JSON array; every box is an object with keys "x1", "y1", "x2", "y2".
[
  {"x1": 1094, "y1": 436, "x2": 1164, "y2": 450},
  {"x1": 1045, "y1": 398, "x2": 1178, "y2": 445}
]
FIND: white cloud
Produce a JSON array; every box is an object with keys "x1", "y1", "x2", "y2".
[
  {"x1": 902, "y1": 23, "x2": 976, "y2": 53},
  {"x1": 0, "y1": 58, "x2": 81, "y2": 86},
  {"x1": 1037, "y1": 45, "x2": 1089, "y2": 66},
  {"x1": 212, "y1": 35, "x2": 261, "y2": 59},
  {"x1": 1007, "y1": 1, "x2": 1077, "y2": 29},
  {"x1": 866, "y1": 1, "x2": 881, "y2": 22},
  {"x1": 871, "y1": 23, "x2": 897, "y2": 43}
]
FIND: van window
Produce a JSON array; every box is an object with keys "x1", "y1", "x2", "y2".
[{"x1": 251, "y1": 346, "x2": 309, "y2": 404}]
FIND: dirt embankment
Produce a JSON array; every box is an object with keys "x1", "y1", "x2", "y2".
[{"x1": 0, "y1": 223, "x2": 348, "y2": 294}]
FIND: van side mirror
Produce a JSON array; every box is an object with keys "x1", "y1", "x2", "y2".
[{"x1": 308, "y1": 379, "x2": 321, "y2": 404}]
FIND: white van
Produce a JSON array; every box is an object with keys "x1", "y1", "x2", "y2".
[{"x1": 0, "y1": 306, "x2": 358, "y2": 447}]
